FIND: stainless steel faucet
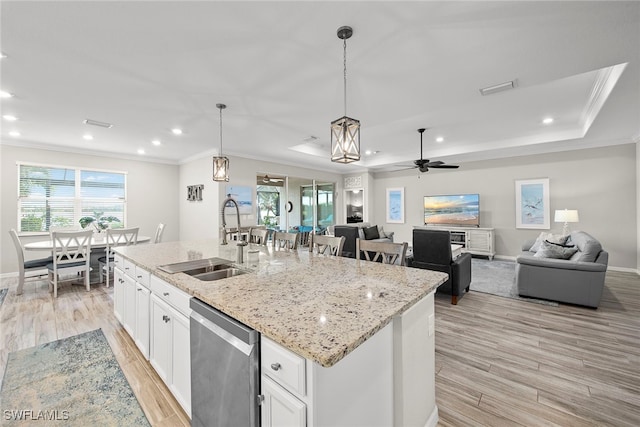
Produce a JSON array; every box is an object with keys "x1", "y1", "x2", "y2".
[{"x1": 220, "y1": 195, "x2": 247, "y2": 262}]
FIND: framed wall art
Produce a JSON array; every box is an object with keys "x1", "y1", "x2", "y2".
[
  {"x1": 515, "y1": 178, "x2": 550, "y2": 229},
  {"x1": 386, "y1": 187, "x2": 405, "y2": 224}
]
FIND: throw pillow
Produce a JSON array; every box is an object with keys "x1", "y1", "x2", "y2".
[
  {"x1": 534, "y1": 240, "x2": 578, "y2": 259},
  {"x1": 529, "y1": 232, "x2": 569, "y2": 252},
  {"x1": 363, "y1": 225, "x2": 380, "y2": 240},
  {"x1": 377, "y1": 225, "x2": 386, "y2": 238}
]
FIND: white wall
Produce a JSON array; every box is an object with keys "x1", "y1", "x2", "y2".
[
  {"x1": 178, "y1": 154, "x2": 342, "y2": 240},
  {"x1": 1, "y1": 144, "x2": 180, "y2": 274},
  {"x1": 372, "y1": 144, "x2": 637, "y2": 270}
]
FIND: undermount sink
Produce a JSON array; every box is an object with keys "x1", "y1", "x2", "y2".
[
  {"x1": 157, "y1": 257, "x2": 247, "y2": 281},
  {"x1": 187, "y1": 268, "x2": 248, "y2": 281}
]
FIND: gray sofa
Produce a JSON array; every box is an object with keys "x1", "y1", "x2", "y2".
[{"x1": 516, "y1": 230, "x2": 608, "y2": 308}]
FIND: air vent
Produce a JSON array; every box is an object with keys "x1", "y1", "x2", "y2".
[
  {"x1": 479, "y1": 80, "x2": 516, "y2": 96},
  {"x1": 83, "y1": 119, "x2": 113, "y2": 128}
]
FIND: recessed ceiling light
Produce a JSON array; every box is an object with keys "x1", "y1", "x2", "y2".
[
  {"x1": 3, "y1": 115, "x2": 18, "y2": 121},
  {"x1": 0, "y1": 91, "x2": 14, "y2": 98},
  {"x1": 0, "y1": 53, "x2": 7, "y2": 59},
  {"x1": 365, "y1": 150, "x2": 372, "y2": 155},
  {"x1": 151, "y1": 140, "x2": 161, "y2": 146},
  {"x1": 171, "y1": 128, "x2": 183, "y2": 135},
  {"x1": 83, "y1": 134, "x2": 94, "y2": 141},
  {"x1": 436, "y1": 136, "x2": 444, "y2": 143},
  {"x1": 9, "y1": 131, "x2": 20, "y2": 137},
  {"x1": 137, "y1": 149, "x2": 146, "y2": 155},
  {"x1": 542, "y1": 117, "x2": 554, "y2": 125}
]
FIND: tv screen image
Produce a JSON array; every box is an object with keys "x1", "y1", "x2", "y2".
[{"x1": 424, "y1": 194, "x2": 480, "y2": 226}]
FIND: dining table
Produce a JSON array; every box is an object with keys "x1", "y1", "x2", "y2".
[{"x1": 24, "y1": 235, "x2": 151, "y2": 284}]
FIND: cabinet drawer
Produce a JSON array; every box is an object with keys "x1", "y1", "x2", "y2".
[
  {"x1": 150, "y1": 275, "x2": 191, "y2": 317},
  {"x1": 113, "y1": 254, "x2": 124, "y2": 270},
  {"x1": 262, "y1": 337, "x2": 306, "y2": 397},
  {"x1": 135, "y1": 266, "x2": 150, "y2": 287},
  {"x1": 123, "y1": 258, "x2": 136, "y2": 277}
]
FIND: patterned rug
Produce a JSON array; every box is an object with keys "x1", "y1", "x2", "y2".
[
  {"x1": 0, "y1": 288, "x2": 7, "y2": 308},
  {"x1": 470, "y1": 258, "x2": 558, "y2": 306},
  {"x1": 0, "y1": 329, "x2": 150, "y2": 426}
]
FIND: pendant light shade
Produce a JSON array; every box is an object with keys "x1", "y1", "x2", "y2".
[
  {"x1": 212, "y1": 103, "x2": 229, "y2": 182},
  {"x1": 331, "y1": 26, "x2": 360, "y2": 164}
]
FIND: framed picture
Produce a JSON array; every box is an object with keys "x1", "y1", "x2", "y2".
[
  {"x1": 225, "y1": 185, "x2": 253, "y2": 214},
  {"x1": 515, "y1": 178, "x2": 550, "y2": 229},
  {"x1": 386, "y1": 187, "x2": 404, "y2": 224}
]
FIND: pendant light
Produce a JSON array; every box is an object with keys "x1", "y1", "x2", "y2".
[
  {"x1": 212, "y1": 103, "x2": 230, "y2": 182},
  {"x1": 331, "y1": 26, "x2": 360, "y2": 164}
]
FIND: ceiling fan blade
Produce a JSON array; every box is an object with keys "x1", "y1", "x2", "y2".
[
  {"x1": 430, "y1": 164, "x2": 459, "y2": 169},
  {"x1": 425, "y1": 160, "x2": 444, "y2": 166}
]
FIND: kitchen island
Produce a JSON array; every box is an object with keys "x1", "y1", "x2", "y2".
[{"x1": 114, "y1": 239, "x2": 447, "y2": 427}]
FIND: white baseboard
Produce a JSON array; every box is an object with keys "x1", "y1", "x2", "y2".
[
  {"x1": 0, "y1": 272, "x2": 18, "y2": 279},
  {"x1": 424, "y1": 406, "x2": 439, "y2": 427}
]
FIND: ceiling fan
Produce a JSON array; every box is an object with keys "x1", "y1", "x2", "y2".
[
  {"x1": 261, "y1": 174, "x2": 284, "y2": 183},
  {"x1": 398, "y1": 128, "x2": 459, "y2": 173}
]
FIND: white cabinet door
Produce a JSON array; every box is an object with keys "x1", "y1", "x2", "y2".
[
  {"x1": 261, "y1": 375, "x2": 306, "y2": 427},
  {"x1": 171, "y1": 311, "x2": 191, "y2": 417},
  {"x1": 150, "y1": 294, "x2": 172, "y2": 383},
  {"x1": 113, "y1": 267, "x2": 124, "y2": 322},
  {"x1": 122, "y1": 273, "x2": 137, "y2": 337},
  {"x1": 134, "y1": 284, "x2": 150, "y2": 359}
]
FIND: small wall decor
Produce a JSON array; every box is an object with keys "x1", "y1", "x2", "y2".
[
  {"x1": 187, "y1": 184, "x2": 204, "y2": 201},
  {"x1": 344, "y1": 175, "x2": 362, "y2": 189},
  {"x1": 225, "y1": 185, "x2": 252, "y2": 214},
  {"x1": 515, "y1": 178, "x2": 550, "y2": 229},
  {"x1": 386, "y1": 187, "x2": 405, "y2": 224}
]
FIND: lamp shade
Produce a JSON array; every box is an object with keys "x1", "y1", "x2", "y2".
[{"x1": 554, "y1": 209, "x2": 579, "y2": 223}]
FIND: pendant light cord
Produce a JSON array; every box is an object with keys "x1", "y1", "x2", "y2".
[
  {"x1": 219, "y1": 106, "x2": 223, "y2": 155},
  {"x1": 343, "y1": 37, "x2": 347, "y2": 117}
]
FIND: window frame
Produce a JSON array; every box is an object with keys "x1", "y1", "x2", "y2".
[{"x1": 16, "y1": 161, "x2": 128, "y2": 234}]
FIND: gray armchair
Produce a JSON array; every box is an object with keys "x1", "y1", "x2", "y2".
[{"x1": 409, "y1": 229, "x2": 472, "y2": 304}]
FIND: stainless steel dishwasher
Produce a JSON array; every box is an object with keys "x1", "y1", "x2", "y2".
[{"x1": 190, "y1": 297, "x2": 260, "y2": 427}]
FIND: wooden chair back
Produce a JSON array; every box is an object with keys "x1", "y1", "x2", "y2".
[
  {"x1": 272, "y1": 231, "x2": 298, "y2": 250},
  {"x1": 9, "y1": 229, "x2": 52, "y2": 295},
  {"x1": 356, "y1": 238, "x2": 408, "y2": 266},
  {"x1": 104, "y1": 227, "x2": 139, "y2": 287},
  {"x1": 49, "y1": 230, "x2": 93, "y2": 297},
  {"x1": 154, "y1": 223, "x2": 166, "y2": 243},
  {"x1": 309, "y1": 234, "x2": 345, "y2": 256},
  {"x1": 249, "y1": 227, "x2": 269, "y2": 245}
]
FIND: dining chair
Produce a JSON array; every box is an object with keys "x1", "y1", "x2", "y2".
[
  {"x1": 272, "y1": 231, "x2": 298, "y2": 250},
  {"x1": 99, "y1": 227, "x2": 139, "y2": 287},
  {"x1": 248, "y1": 227, "x2": 269, "y2": 246},
  {"x1": 309, "y1": 234, "x2": 345, "y2": 256},
  {"x1": 356, "y1": 238, "x2": 408, "y2": 266},
  {"x1": 47, "y1": 230, "x2": 93, "y2": 298},
  {"x1": 154, "y1": 223, "x2": 166, "y2": 243},
  {"x1": 9, "y1": 229, "x2": 53, "y2": 295}
]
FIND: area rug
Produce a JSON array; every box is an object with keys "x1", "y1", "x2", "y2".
[
  {"x1": 0, "y1": 288, "x2": 7, "y2": 308},
  {"x1": 0, "y1": 329, "x2": 150, "y2": 426},
  {"x1": 470, "y1": 258, "x2": 558, "y2": 306}
]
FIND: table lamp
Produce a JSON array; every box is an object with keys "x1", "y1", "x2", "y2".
[{"x1": 554, "y1": 209, "x2": 579, "y2": 235}]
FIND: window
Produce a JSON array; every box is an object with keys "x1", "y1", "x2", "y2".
[{"x1": 18, "y1": 163, "x2": 127, "y2": 232}]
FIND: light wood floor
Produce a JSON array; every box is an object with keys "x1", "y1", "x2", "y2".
[{"x1": 1, "y1": 271, "x2": 639, "y2": 426}]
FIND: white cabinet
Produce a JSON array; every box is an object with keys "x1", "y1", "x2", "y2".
[
  {"x1": 262, "y1": 376, "x2": 306, "y2": 427},
  {"x1": 134, "y1": 284, "x2": 150, "y2": 358},
  {"x1": 415, "y1": 225, "x2": 495, "y2": 259},
  {"x1": 149, "y1": 276, "x2": 191, "y2": 417},
  {"x1": 113, "y1": 266, "x2": 124, "y2": 323},
  {"x1": 122, "y1": 273, "x2": 136, "y2": 336}
]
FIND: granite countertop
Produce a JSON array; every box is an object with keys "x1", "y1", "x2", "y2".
[{"x1": 115, "y1": 239, "x2": 447, "y2": 367}]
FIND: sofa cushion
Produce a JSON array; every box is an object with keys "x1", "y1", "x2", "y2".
[
  {"x1": 568, "y1": 231, "x2": 602, "y2": 262},
  {"x1": 534, "y1": 240, "x2": 578, "y2": 260},
  {"x1": 363, "y1": 225, "x2": 380, "y2": 240},
  {"x1": 530, "y1": 232, "x2": 569, "y2": 252}
]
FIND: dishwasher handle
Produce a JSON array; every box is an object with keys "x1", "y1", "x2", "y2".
[{"x1": 191, "y1": 310, "x2": 255, "y2": 356}]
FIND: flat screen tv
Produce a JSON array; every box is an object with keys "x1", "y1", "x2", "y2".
[{"x1": 424, "y1": 194, "x2": 480, "y2": 226}]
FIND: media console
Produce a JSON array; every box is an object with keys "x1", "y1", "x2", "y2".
[{"x1": 414, "y1": 225, "x2": 495, "y2": 260}]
